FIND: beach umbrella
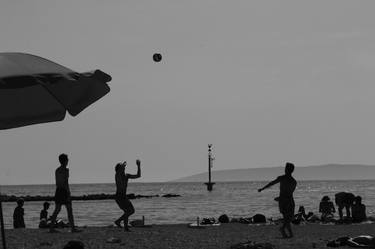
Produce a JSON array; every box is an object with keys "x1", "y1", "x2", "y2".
[{"x1": 0, "y1": 52, "x2": 112, "y2": 249}]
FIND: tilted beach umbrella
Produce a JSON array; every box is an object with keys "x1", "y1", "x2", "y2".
[{"x1": 0, "y1": 52, "x2": 112, "y2": 249}]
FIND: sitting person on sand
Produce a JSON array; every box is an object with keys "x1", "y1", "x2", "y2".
[
  {"x1": 352, "y1": 196, "x2": 366, "y2": 223},
  {"x1": 319, "y1": 196, "x2": 335, "y2": 222},
  {"x1": 39, "y1": 201, "x2": 51, "y2": 228},
  {"x1": 13, "y1": 198, "x2": 25, "y2": 229},
  {"x1": 293, "y1": 206, "x2": 314, "y2": 224}
]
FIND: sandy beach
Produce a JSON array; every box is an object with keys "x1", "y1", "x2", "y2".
[{"x1": 2, "y1": 222, "x2": 375, "y2": 249}]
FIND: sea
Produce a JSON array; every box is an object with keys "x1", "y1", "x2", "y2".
[{"x1": 1, "y1": 180, "x2": 375, "y2": 228}]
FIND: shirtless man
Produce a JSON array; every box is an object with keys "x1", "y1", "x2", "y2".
[
  {"x1": 258, "y1": 162, "x2": 297, "y2": 238},
  {"x1": 49, "y1": 154, "x2": 79, "y2": 233},
  {"x1": 114, "y1": 159, "x2": 141, "y2": 231}
]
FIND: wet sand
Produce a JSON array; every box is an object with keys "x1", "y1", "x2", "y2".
[{"x1": 2, "y1": 222, "x2": 375, "y2": 249}]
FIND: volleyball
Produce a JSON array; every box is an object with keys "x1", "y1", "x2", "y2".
[{"x1": 153, "y1": 53, "x2": 162, "y2": 62}]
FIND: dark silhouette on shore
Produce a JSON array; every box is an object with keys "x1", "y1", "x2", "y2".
[
  {"x1": 114, "y1": 159, "x2": 141, "y2": 231},
  {"x1": 352, "y1": 196, "x2": 366, "y2": 223},
  {"x1": 39, "y1": 202, "x2": 51, "y2": 228},
  {"x1": 49, "y1": 154, "x2": 80, "y2": 233},
  {"x1": 319, "y1": 196, "x2": 335, "y2": 222},
  {"x1": 258, "y1": 162, "x2": 297, "y2": 238},
  {"x1": 335, "y1": 192, "x2": 355, "y2": 220},
  {"x1": 293, "y1": 206, "x2": 314, "y2": 224},
  {"x1": 13, "y1": 198, "x2": 25, "y2": 229}
]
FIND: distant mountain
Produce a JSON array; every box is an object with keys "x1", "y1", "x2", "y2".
[{"x1": 173, "y1": 164, "x2": 375, "y2": 182}]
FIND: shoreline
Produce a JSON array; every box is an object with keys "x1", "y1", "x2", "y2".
[
  {"x1": 0, "y1": 193, "x2": 181, "y2": 202},
  {"x1": 2, "y1": 223, "x2": 375, "y2": 249}
]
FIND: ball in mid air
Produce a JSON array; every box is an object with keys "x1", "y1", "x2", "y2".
[{"x1": 153, "y1": 53, "x2": 162, "y2": 62}]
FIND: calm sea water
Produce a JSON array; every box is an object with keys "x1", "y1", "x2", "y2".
[{"x1": 1, "y1": 181, "x2": 375, "y2": 228}]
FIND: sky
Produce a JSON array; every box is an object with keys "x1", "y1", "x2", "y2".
[{"x1": 1, "y1": 1, "x2": 375, "y2": 184}]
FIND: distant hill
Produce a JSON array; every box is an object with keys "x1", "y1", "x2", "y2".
[{"x1": 173, "y1": 164, "x2": 375, "y2": 182}]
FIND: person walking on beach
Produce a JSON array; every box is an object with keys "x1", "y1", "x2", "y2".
[
  {"x1": 114, "y1": 159, "x2": 141, "y2": 231},
  {"x1": 13, "y1": 198, "x2": 25, "y2": 228},
  {"x1": 258, "y1": 162, "x2": 297, "y2": 238},
  {"x1": 49, "y1": 153, "x2": 80, "y2": 233}
]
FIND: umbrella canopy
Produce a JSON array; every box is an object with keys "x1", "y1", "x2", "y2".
[
  {"x1": 0, "y1": 52, "x2": 112, "y2": 249},
  {"x1": 0, "y1": 52, "x2": 111, "y2": 129}
]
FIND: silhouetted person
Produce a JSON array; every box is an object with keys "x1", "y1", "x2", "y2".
[
  {"x1": 258, "y1": 162, "x2": 297, "y2": 238},
  {"x1": 39, "y1": 202, "x2": 50, "y2": 228},
  {"x1": 293, "y1": 206, "x2": 313, "y2": 224},
  {"x1": 13, "y1": 198, "x2": 25, "y2": 228},
  {"x1": 49, "y1": 154, "x2": 79, "y2": 233},
  {"x1": 335, "y1": 192, "x2": 355, "y2": 220},
  {"x1": 352, "y1": 196, "x2": 366, "y2": 223},
  {"x1": 114, "y1": 159, "x2": 141, "y2": 231},
  {"x1": 319, "y1": 196, "x2": 335, "y2": 222}
]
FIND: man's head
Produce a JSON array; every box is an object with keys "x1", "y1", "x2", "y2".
[
  {"x1": 285, "y1": 162, "x2": 295, "y2": 175},
  {"x1": 355, "y1": 196, "x2": 362, "y2": 204},
  {"x1": 322, "y1": 196, "x2": 330, "y2": 202},
  {"x1": 115, "y1": 161, "x2": 126, "y2": 173},
  {"x1": 17, "y1": 198, "x2": 24, "y2": 207},
  {"x1": 59, "y1": 154, "x2": 68, "y2": 167},
  {"x1": 43, "y1": 201, "x2": 50, "y2": 210}
]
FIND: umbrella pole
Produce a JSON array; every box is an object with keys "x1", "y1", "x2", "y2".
[{"x1": 0, "y1": 197, "x2": 6, "y2": 249}]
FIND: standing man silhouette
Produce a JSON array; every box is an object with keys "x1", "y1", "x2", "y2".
[
  {"x1": 114, "y1": 159, "x2": 141, "y2": 231},
  {"x1": 49, "y1": 154, "x2": 79, "y2": 233},
  {"x1": 258, "y1": 162, "x2": 297, "y2": 238}
]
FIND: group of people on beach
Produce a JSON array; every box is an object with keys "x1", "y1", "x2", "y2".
[
  {"x1": 13, "y1": 153, "x2": 142, "y2": 233},
  {"x1": 12, "y1": 159, "x2": 368, "y2": 240},
  {"x1": 257, "y1": 162, "x2": 367, "y2": 239}
]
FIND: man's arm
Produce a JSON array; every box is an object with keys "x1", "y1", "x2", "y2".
[
  {"x1": 126, "y1": 159, "x2": 141, "y2": 179},
  {"x1": 258, "y1": 177, "x2": 280, "y2": 192}
]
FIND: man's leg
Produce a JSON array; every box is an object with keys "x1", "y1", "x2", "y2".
[
  {"x1": 285, "y1": 217, "x2": 293, "y2": 238},
  {"x1": 123, "y1": 200, "x2": 135, "y2": 231},
  {"x1": 49, "y1": 204, "x2": 62, "y2": 232},
  {"x1": 114, "y1": 198, "x2": 126, "y2": 228},
  {"x1": 279, "y1": 213, "x2": 288, "y2": 238},
  {"x1": 115, "y1": 210, "x2": 126, "y2": 228},
  {"x1": 345, "y1": 205, "x2": 351, "y2": 218},
  {"x1": 338, "y1": 206, "x2": 343, "y2": 220},
  {"x1": 66, "y1": 203, "x2": 78, "y2": 232}
]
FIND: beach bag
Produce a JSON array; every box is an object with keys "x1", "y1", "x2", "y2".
[
  {"x1": 218, "y1": 214, "x2": 229, "y2": 223},
  {"x1": 252, "y1": 214, "x2": 266, "y2": 223}
]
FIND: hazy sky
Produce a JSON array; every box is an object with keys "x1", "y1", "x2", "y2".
[{"x1": 1, "y1": 1, "x2": 375, "y2": 184}]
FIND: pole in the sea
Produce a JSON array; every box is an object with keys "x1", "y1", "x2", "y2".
[{"x1": 205, "y1": 144, "x2": 215, "y2": 191}]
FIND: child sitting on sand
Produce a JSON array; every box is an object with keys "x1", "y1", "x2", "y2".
[
  {"x1": 319, "y1": 196, "x2": 335, "y2": 222},
  {"x1": 352, "y1": 196, "x2": 366, "y2": 223},
  {"x1": 39, "y1": 201, "x2": 51, "y2": 228},
  {"x1": 13, "y1": 198, "x2": 25, "y2": 228}
]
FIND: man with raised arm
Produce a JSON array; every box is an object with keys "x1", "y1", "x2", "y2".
[
  {"x1": 258, "y1": 162, "x2": 297, "y2": 238},
  {"x1": 49, "y1": 153, "x2": 80, "y2": 233},
  {"x1": 114, "y1": 159, "x2": 141, "y2": 231}
]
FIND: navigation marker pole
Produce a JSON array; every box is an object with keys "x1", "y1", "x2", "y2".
[{"x1": 205, "y1": 144, "x2": 215, "y2": 191}]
